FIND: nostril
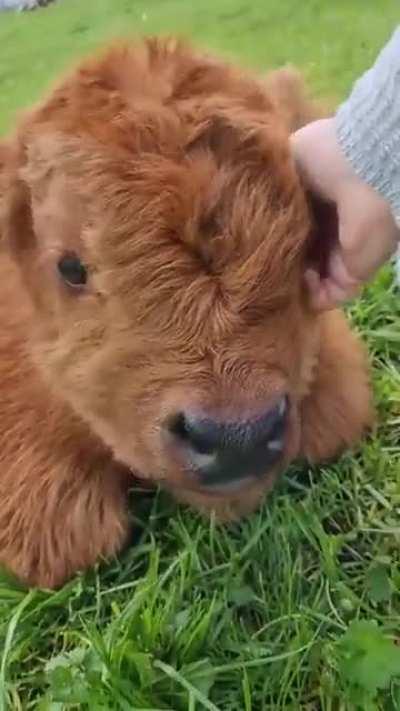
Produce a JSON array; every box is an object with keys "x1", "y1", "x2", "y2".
[
  {"x1": 265, "y1": 395, "x2": 288, "y2": 442},
  {"x1": 168, "y1": 413, "x2": 217, "y2": 455},
  {"x1": 169, "y1": 413, "x2": 190, "y2": 441}
]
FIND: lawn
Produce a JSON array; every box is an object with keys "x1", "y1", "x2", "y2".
[{"x1": 0, "y1": 0, "x2": 400, "y2": 709}]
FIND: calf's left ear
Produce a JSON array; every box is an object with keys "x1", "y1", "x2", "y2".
[
  {"x1": 306, "y1": 195, "x2": 338, "y2": 280},
  {"x1": 303, "y1": 194, "x2": 339, "y2": 304}
]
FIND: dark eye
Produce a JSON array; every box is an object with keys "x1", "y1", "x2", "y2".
[{"x1": 57, "y1": 253, "x2": 88, "y2": 287}]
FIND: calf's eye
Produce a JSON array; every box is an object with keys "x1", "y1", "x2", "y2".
[{"x1": 57, "y1": 253, "x2": 88, "y2": 287}]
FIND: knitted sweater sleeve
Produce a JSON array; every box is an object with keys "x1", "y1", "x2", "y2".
[{"x1": 336, "y1": 27, "x2": 400, "y2": 222}]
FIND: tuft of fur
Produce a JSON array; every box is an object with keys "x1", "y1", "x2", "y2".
[{"x1": 0, "y1": 38, "x2": 374, "y2": 587}]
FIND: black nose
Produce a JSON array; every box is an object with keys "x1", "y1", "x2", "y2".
[{"x1": 169, "y1": 396, "x2": 288, "y2": 488}]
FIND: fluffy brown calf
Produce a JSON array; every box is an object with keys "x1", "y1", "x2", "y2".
[{"x1": 0, "y1": 38, "x2": 373, "y2": 588}]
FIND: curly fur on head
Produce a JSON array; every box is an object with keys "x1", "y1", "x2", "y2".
[{"x1": 0, "y1": 37, "x2": 373, "y2": 587}]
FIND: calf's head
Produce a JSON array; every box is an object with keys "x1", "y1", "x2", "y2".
[{"x1": 1, "y1": 39, "x2": 321, "y2": 502}]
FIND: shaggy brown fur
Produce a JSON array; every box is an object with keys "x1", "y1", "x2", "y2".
[{"x1": 0, "y1": 38, "x2": 373, "y2": 588}]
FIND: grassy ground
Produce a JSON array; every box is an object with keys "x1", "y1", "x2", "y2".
[{"x1": 1, "y1": 0, "x2": 400, "y2": 709}]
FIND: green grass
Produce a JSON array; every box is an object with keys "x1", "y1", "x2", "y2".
[{"x1": 1, "y1": 1, "x2": 400, "y2": 709}]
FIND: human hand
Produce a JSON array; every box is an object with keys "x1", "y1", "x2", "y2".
[{"x1": 291, "y1": 118, "x2": 400, "y2": 310}]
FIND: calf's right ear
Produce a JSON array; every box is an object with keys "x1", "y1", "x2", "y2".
[
  {"x1": 0, "y1": 138, "x2": 35, "y2": 258},
  {"x1": 0, "y1": 141, "x2": 9, "y2": 240}
]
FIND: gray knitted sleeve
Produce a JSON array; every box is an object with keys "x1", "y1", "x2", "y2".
[{"x1": 336, "y1": 27, "x2": 400, "y2": 221}]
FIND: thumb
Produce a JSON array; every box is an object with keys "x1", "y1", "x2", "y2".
[
  {"x1": 305, "y1": 248, "x2": 361, "y2": 311},
  {"x1": 327, "y1": 246, "x2": 362, "y2": 295}
]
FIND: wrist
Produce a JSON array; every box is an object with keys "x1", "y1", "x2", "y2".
[{"x1": 335, "y1": 27, "x2": 400, "y2": 220}]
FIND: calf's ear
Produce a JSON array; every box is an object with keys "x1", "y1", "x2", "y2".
[
  {"x1": 0, "y1": 138, "x2": 36, "y2": 259},
  {"x1": 305, "y1": 194, "x2": 339, "y2": 289},
  {"x1": 0, "y1": 141, "x2": 10, "y2": 243}
]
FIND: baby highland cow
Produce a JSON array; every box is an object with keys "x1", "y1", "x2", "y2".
[{"x1": 0, "y1": 38, "x2": 373, "y2": 587}]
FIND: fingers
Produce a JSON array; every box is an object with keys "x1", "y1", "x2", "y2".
[
  {"x1": 305, "y1": 249, "x2": 362, "y2": 311},
  {"x1": 291, "y1": 119, "x2": 349, "y2": 201},
  {"x1": 292, "y1": 118, "x2": 400, "y2": 311}
]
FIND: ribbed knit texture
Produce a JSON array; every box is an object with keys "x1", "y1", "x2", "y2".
[
  {"x1": 336, "y1": 27, "x2": 400, "y2": 222},
  {"x1": 396, "y1": 244, "x2": 400, "y2": 285}
]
